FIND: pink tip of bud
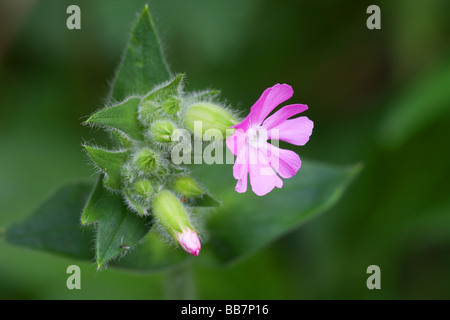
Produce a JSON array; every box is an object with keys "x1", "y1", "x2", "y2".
[{"x1": 176, "y1": 228, "x2": 201, "y2": 256}]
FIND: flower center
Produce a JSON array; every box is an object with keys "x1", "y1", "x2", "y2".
[{"x1": 247, "y1": 126, "x2": 268, "y2": 147}]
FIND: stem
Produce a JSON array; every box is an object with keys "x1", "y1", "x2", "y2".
[
  {"x1": 163, "y1": 262, "x2": 196, "y2": 300},
  {"x1": 0, "y1": 226, "x2": 5, "y2": 241}
]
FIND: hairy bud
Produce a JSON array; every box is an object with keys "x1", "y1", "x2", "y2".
[
  {"x1": 152, "y1": 190, "x2": 201, "y2": 256},
  {"x1": 175, "y1": 228, "x2": 201, "y2": 256},
  {"x1": 150, "y1": 120, "x2": 177, "y2": 143},
  {"x1": 134, "y1": 179, "x2": 154, "y2": 199},
  {"x1": 173, "y1": 176, "x2": 203, "y2": 198},
  {"x1": 185, "y1": 102, "x2": 237, "y2": 138},
  {"x1": 133, "y1": 148, "x2": 160, "y2": 174}
]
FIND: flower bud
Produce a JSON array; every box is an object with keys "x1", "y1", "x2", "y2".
[
  {"x1": 185, "y1": 102, "x2": 237, "y2": 138},
  {"x1": 152, "y1": 190, "x2": 200, "y2": 256},
  {"x1": 139, "y1": 100, "x2": 160, "y2": 126},
  {"x1": 134, "y1": 179, "x2": 153, "y2": 199},
  {"x1": 175, "y1": 227, "x2": 201, "y2": 256},
  {"x1": 133, "y1": 148, "x2": 160, "y2": 174},
  {"x1": 162, "y1": 96, "x2": 181, "y2": 115},
  {"x1": 173, "y1": 176, "x2": 203, "y2": 198},
  {"x1": 150, "y1": 120, "x2": 177, "y2": 143}
]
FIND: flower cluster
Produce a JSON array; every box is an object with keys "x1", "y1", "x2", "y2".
[
  {"x1": 84, "y1": 76, "x2": 313, "y2": 256},
  {"x1": 84, "y1": 74, "x2": 236, "y2": 256}
]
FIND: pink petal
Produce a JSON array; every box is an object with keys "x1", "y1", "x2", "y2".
[
  {"x1": 252, "y1": 84, "x2": 293, "y2": 126},
  {"x1": 268, "y1": 116, "x2": 314, "y2": 146},
  {"x1": 267, "y1": 143, "x2": 302, "y2": 179},
  {"x1": 248, "y1": 146, "x2": 283, "y2": 196},
  {"x1": 232, "y1": 113, "x2": 251, "y2": 131},
  {"x1": 262, "y1": 104, "x2": 308, "y2": 130},
  {"x1": 226, "y1": 129, "x2": 247, "y2": 156},
  {"x1": 235, "y1": 173, "x2": 248, "y2": 193},
  {"x1": 233, "y1": 87, "x2": 271, "y2": 131},
  {"x1": 233, "y1": 143, "x2": 248, "y2": 179},
  {"x1": 176, "y1": 228, "x2": 201, "y2": 256},
  {"x1": 233, "y1": 84, "x2": 293, "y2": 130},
  {"x1": 229, "y1": 132, "x2": 249, "y2": 192},
  {"x1": 234, "y1": 151, "x2": 249, "y2": 193}
]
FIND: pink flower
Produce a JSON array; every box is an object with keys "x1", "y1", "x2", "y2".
[
  {"x1": 176, "y1": 228, "x2": 201, "y2": 256},
  {"x1": 226, "y1": 84, "x2": 313, "y2": 196}
]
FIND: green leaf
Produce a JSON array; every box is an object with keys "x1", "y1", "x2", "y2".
[
  {"x1": 111, "y1": 230, "x2": 190, "y2": 272},
  {"x1": 85, "y1": 177, "x2": 189, "y2": 270},
  {"x1": 78, "y1": 176, "x2": 153, "y2": 268},
  {"x1": 4, "y1": 180, "x2": 189, "y2": 271},
  {"x1": 139, "y1": 75, "x2": 184, "y2": 122},
  {"x1": 94, "y1": 191, "x2": 153, "y2": 269},
  {"x1": 84, "y1": 146, "x2": 129, "y2": 190},
  {"x1": 85, "y1": 97, "x2": 143, "y2": 141},
  {"x1": 4, "y1": 159, "x2": 359, "y2": 270},
  {"x1": 110, "y1": 5, "x2": 171, "y2": 102},
  {"x1": 85, "y1": 179, "x2": 190, "y2": 271},
  {"x1": 377, "y1": 59, "x2": 450, "y2": 148},
  {"x1": 5, "y1": 182, "x2": 95, "y2": 260},
  {"x1": 199, "y1": 160, "x2": 362, "y2": 265},
  {"x1": 78, "y1": 6, "x2": 179, "y2": 269},
  {"x1": 80, "y1": 176, "x2": 109, "y2": 225},
  {"x1": 143, "y1": 74, "x2": 184, "y2": 102}
]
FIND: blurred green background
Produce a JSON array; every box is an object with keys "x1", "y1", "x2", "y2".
[{"x1": 1, "y1": 0, "x2": 450, "y2": 299}]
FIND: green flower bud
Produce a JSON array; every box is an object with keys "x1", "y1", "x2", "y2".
[
  {"x1": 152, "y1": 190, "x2": 201, "y2": 256},
  {"x1": 133, "y1": 148, "x2": 160, "y2": 174},
  {"x1": 123, "y1": 189, "x2": 150, "y2": 216},
  {"x1": 139, "y1": 75, "x2": 184, "y2": 125},
  {"x1": 121, "y1": 163, "x2": 135, "y2": 185},
  {"x1": 142, "y1": 100, "x2": 159, "y2": 112},
  {"x1": 138, "y1": 100, "x2": 160, "y2": 126},
  {"x1": 135, "y1": 179, "x2": 154, "y2": 199},
  {"x1": 123, "y1": 179, "x2": 154, "y2": 215},
  {"x1": 173, "y1": 176, "x2": 203, "y2": 198},
  {"x1": 152, "y1": 190, "x2": 192, "y2": 235},
  {"x1": 185, "y1": 102, "x2": 237, "y2": 139},
  {"x1": 162, "y1": 96, "x2": 181, "y2": 115},
  {"x1": 150, "y1": 120, "x2": 177, "y2": 143}
]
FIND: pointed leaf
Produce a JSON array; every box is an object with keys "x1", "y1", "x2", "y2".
[
  {"x1": 143, "y1": 74, "x2": 184, "y2": 102},
  {"x1": 5, "y1": 182, "x2": 95, "y2": 260},
  {"x1": 84, "y1": 146, "x2": 129, "y2": 190},
  {"x1": 85, "y1": 97, "x2": 143, "y2": 141},
  {"x1": 81, "y1": 175, "x2": 109, "y2": 225},
  {"x1": 110, "y1": 5, "x2": 171, "y2": 102},
  {"x1": 4, "y1": 180, "x2": 188, "y2": 271},
  {"x1": 77, "y1": 175, "x2": 154, "y2": 268},
  {"x1": 95, "y1": 190, "x2": 153, "y2": 268},
  {"x1": 4, "y1": 159, "x2": 360, "y2": 271},
  {"x1": 123, "y1": 190, "x2": 150, "y2": 216},
  {"x1": 197, "y1": 160, "x2": 362, "y2": 265},
  {"x1": 139, "y1": 74, "x2": 184, "y2": 122}
]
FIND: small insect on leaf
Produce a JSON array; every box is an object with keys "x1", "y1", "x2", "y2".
[{"x1": 120, "y1": 236, "x2": 130, "y2": 250}]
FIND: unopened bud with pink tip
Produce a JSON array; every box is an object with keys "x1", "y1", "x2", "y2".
[
  {"x1": 152, "y1": 190, "x2": 201, "y2": 256},
  {"x1": 176, "y1": 228, "x2": 201, "y2": 256}
]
